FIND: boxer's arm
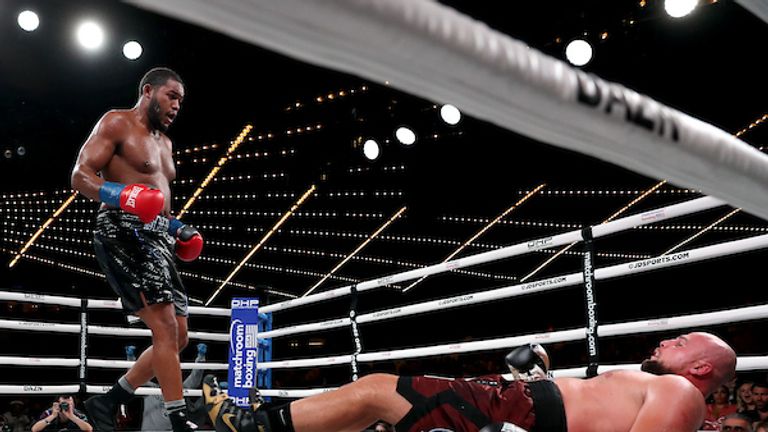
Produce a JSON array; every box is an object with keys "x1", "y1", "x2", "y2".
[
  {"x1": 71, "y1": 111, "x2": 123, "y2": 201},
  {"x1": 628, "y1": 376, "x2": 704, "y2": 432}
]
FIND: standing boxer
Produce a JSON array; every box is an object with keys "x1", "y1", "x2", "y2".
[{"x1": 71, "y1": 67, "x2": 203, "y2": 432}]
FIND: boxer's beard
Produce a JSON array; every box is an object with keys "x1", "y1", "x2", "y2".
[
  {"x1": 640, "y1": 359, "x2": 674, "y2": 375},
  {"x1": 148, "y1": 96, "x2": 167, "y2": 132}
]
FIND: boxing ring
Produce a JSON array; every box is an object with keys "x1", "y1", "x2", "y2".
[
  {"x1": 2, "y1": 0, "x2": 767, "y2": 430},
  {"x1": 2, "y1": 193, "x2": 768, "y2": 402}
]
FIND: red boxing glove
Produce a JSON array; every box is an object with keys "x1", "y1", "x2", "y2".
[
  {"x1": 100, "y1": 182, "x2": 164, "y2": 224},
  {"x1": 168, "y1": 218, "x2": 203, "y2": 262}
]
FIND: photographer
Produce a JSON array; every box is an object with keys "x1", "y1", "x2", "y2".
[{"x1": 32, "y1": 395, "x2": 92, "y2": 432}]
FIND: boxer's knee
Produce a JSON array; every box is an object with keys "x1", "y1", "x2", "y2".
[
  {"x1": 352, "y1": 373, "x2": 399, "y2": 411},
  {"x1": 177, "y1": 332, "x2": 189, "y2": 352}
]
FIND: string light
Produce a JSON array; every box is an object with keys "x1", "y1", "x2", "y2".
[
  {"x1": 175, "y1": 143, "x2": 220, "y2": 157},
  {"x1": 186, "y1": 208, "x2": 386, "y2": 220},
  {"x1": 660, "y1": 208, "x2": 743, "y2": 256},
  {"x1": 304, "y1": 205, "x2": 407, "y2": 296},
  {"x1": 8, "y1": 192, "x2": 79, "y2": 268},
  {"x1": 206, "y1": 184, "x2": 317, "y2": 306},
  {"x1": 735, "y1": 113, "x2": 768, "y2": 137},
  {"x1": 517, "y1": 187, "x2": 701, "y2": 196},
  {"x1": 285, "y1": 85, "x2": 368, "y2": 112},
  {"x1": 177, "y1": 123, "x2": 253, "y2": 219},
  {"x1": 403, "y1": 184, "x2": 546, "y2": 293},
  {"x1": 202, "y1": 241, "x2": 516, "y2": 282}
]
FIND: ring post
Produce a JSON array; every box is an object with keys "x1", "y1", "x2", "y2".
[
  {"x1": 79, "y1": 298, "x2": 88, "y2": 395},
  {"x1": 257, "y1": 312, "x2": 272, "y2": 392},
  {"x1": 349, "y1": 285, "x2": 362, "y2": 382},
  {"x1": 581, "y1": 227, "x2": 600, "y2": 378}
]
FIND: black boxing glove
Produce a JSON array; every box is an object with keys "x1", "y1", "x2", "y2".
[
  {"x1": 505, "y1": 343, "x2": 549, "y2": 381},
  {"x1": 168, "y1": 217, "x2": 203, "y2": 262}
]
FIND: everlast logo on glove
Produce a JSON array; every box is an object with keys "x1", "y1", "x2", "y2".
[{"x1": 125, "y1": 186, "x2": 143, "y2": 209}]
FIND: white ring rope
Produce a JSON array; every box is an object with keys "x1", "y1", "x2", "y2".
[
  {"x1": 264, "y1": 227, "x2": 767, "y2": 339},
  {"x1": 0, "y1": 356, "x2": 227, "y2": 370},
  {"x1": 735, "y1": 0, "x2": 768, "y2": 25},
  {"x1": 264, "y1": 199, "x2": 759, "y2": 339},
  {"x1": 0, "y1": 319, "x2": 229, "y2": 342},
  {"x1": 1, "y1": 197, "x2": 764, "y2": 373},
  {"x1": 262, "y1": 196, "x2": 725, "y2": 315},
  {"x1": 85, "y1": 385, "x2": 204, "y2": 397},
  {"x1": 2, "y1": 207, "x2": 766, "y2": 400},
  {"x1": 0, "y1": 292, "x2": 230, "y2": 316},
  {"x1": 8, "y1": 356, "x2": 768, "y2": 397},
  {"x1": 0, "y1": 356, "x2": 80, "y2": 367},
  {"x1": 126, "y1": 0, "x2": 768, "y2": 221},
  {"x1": 0, "y1": 385, "x2": 80, "y2": 395},
  {"x1": 86, "y1": 359, "x2": 228, "y2": 370}
]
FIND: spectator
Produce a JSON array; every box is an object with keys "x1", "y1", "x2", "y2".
[
  {"x1": 719, "y1": 413, "x2": 754, "y2": 432},
  {"x1": 754, "y1": 421, "x2": 768, "y2": 432},
  {"x1": 2, "y1": 400, "x2": 32, "y2": 432},
  {"x1": 31, "y1": 395, "x2": 92, "y2": 432},
  {"x1": 703, "y1": 385, "x2": 739, "y2": 430},
  {"x1": 373, "y1": 421, "x2": 394, "y2": 432},
  {"x1": 743, "y1": 382, "x2": 768, "y2": 424},
  {"x1": 141, "y1": 343, "x2": 208, "y2": 431},
  {"x1": 739, "y1": 382, "x2": 757, "y2": 412}
]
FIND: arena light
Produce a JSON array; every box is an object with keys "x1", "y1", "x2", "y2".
[
  {"x1": 665, "y1": 0, "x2": 698, "y2": 18},
  {"x1": 76, "y1": 21, "x2": 105, "y2": 50},
  {"x1": 362, "y1": 139, "x2": 380, "y2": 160},
  {"x1": 439, "y1": 104, "x2": 461, "y2": 125},
  {"x1": 395, "y1": 126, "x2": 416, "y2": 146},
  {"x1": 17, "y1": 10, "x2": 40, "y2": 32},
  {"x1": 122, "y1": 41, "x2": 143, "y2": 60},
  {"x1": 565, "y1": 39, "x2": 593, "y2": 67}
]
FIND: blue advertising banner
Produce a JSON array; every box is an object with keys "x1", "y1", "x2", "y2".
[{"x1": 228, "y1": 297, "x2": 259, "y2": 407}]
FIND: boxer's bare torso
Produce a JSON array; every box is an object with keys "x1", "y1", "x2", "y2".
[
  {"x1": 556, "y1": 370, "x2": 705, "y2": 432},
  {"x1": 72, "y1": 79, "x2": 183, "y2": 217}
]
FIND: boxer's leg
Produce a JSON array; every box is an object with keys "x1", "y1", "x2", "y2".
[
  {"x1": 123, "y1": 314, "x2": 189, "y2": 388},
  {"x1": 204, "y1": 374, "x2": 412, "y2": 432}
]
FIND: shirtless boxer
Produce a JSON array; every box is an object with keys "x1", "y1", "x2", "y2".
[
  {"x1": 70, "y1": 67, "x2": 204, "y2": 432},
  {"x1": 203, "y1": 331, "x2": 736, "y2": 432}
]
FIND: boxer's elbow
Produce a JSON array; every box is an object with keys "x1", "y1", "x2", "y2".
[
  {"x1": 70, "y1": 164, "x2": 100, "y2": 202},
  {"x1": 70, "y1": 164, "x2": 87, "y2": 193}
]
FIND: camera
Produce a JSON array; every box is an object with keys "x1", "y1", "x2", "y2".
[{"x1": 59, "y1": 401, "x2": 70, "y2": 412}]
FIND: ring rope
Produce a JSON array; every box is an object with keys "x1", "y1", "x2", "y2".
[
  {"x1": 1, "y1": 234, "x2": 765, "y2": 374},
  {"x1": 260, "y1": 232, "x2": 768, "y2": 340},
  {"x1": 261, "y1": 196, "x2": 724, "y2": 315},
  {"x1": 0, "y1": 318, "x2": 229, "y2": 341},
  {"x1": 0, "y1": 291, "x2": 230, "y2": 316}
]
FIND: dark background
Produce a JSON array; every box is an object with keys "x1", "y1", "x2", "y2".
[{"x1": 0, "y1": 0, "x2": 766, "y2": 426}]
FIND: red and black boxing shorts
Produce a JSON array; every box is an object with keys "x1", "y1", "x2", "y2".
[
  {"x1": 394, "y1": 375, "x2": 566, "y2": 432},
  {"x1": 93, "y1": 209, "x2": 188, "y2": 316}
]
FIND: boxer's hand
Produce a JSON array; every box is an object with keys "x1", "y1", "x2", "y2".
[
  {"x1": 168, "y1": 217, "x2": 203, "y2": 262},
  {"x1": 505, "y1": 343, "x2": 549, "y2": 381},
  {"x1": 99, "y1": 182, "x2": 164, "y2": 223}
]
